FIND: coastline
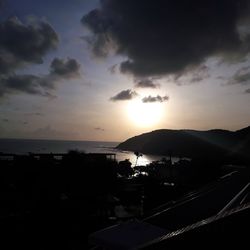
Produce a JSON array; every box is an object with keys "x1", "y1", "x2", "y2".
[{"x1": 0, "y1": 138, "x2": 163, "y2": 166}]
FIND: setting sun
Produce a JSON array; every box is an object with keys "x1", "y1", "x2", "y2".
[{"x1": 126, "y1": 99, "x2": 165, "y2": 127}]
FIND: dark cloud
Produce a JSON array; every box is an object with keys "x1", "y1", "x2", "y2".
[
  {"x1": 245, "y1": 88, "x2": 250, "y2": 93},
  {"x1": 1, "y1": 74, "x2": 44, "y2": 96},
  {"x1": 142, "y1": 95, "x2": 169, "y2": 103},
  {"x1": 110, "y1": 89, "x2": 138, "y2": 101},
  {"x1": 0, "y1": 17, "x2": 66, "y2": 99},
  {"x1": 82, "y1": 0, "x2": 250, "y2": 77},
  {"x1": 135, "y1": 79, "x2": 160, "y2": 88},
  {"x1": 50, "y1": 58, "x2": 81, "y2": 78},
  {"x1": 0, "y1": 57, "x2": 81, "y2": 98},
  {"x1": 227, "y1": 66, "x2": 250, "y2": 85},
  {"x1": 2, "y1": 118, "x2": 8, "y2": 122},
  {"x1": 0, "y1": 17, "x2": 59, "y2": 75},
  {"x1": 37, "y1": 57, "x2": 82, "y2": 90}
]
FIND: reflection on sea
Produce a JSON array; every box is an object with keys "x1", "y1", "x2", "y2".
[
  {"x1": 0, "y1": 138, "x2": 180, "y2": 167},
  {"x1": 114, "y1": 150, "x2": 180, "y2": 167}
]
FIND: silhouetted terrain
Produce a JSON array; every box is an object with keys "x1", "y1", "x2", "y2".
[
  {"x1": 0, "y1": 151, "x2": 190, "y2": 249},
  {"x1": 0, "y1": 149, "x2": 249, "y2": 249},
  {"x1": 117, "y1": 126, "x2": 250, "y2": 164}
]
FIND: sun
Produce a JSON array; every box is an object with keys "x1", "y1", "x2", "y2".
[{"x1": 126, "y1": 99, "x2": 165, "y2": 127}]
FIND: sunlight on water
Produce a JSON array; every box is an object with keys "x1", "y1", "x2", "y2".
[
  {"x1": 0, "y1": 139, "x2": 179, "y2": 166},
  {"x1": 114, "y1": 150, "x2": 179, "y2": 167}
]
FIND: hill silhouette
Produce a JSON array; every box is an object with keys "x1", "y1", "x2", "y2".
[{"x1": 117, "y1": 126, "x2": 250, "y2": 163}]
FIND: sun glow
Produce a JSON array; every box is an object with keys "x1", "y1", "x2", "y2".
[{"x1": 127, "y1": 99, "x2": 165, "y2": 127}]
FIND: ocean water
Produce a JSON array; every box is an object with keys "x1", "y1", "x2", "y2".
[{"x1": 0, "y1": 138, "x2": 166, "y2": 166}]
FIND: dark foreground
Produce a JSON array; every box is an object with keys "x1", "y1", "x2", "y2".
[{"x1": 0, "y1": 152, "x2": 249, "y2": 249}]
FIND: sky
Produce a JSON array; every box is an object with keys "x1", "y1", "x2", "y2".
[{"x1": 0, "y1": 0, "x2": 250, "y2": 142}]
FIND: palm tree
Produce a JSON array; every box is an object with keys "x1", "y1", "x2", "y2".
[{"x1": 134, "y1": 151, "x2": 143, "y2": 167}]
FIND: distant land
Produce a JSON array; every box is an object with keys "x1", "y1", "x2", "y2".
[{"x1": 117, "y1": 126, "x2": 250, "y2": 163}]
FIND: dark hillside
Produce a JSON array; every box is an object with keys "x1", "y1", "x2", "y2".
[{"x1": 117, "y1": 126, "x2": 250, "y2": 163}]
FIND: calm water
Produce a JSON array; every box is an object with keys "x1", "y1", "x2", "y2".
[{"x1": 0, "y1": 138, "x2": 167, "y2": 166}]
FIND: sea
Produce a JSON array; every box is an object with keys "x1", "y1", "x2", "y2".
[{"x1": 0, "y1": 138, "x2": 167, "y2": 166}]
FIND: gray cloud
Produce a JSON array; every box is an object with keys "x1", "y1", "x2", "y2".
[
  {"x1": 1, "y1": 74, "x2": 44, "y2": 96},
  {"x1": 110, "y1": 89, "x2": 138, "y2": 101},
  {"x1": 0, "y1": 57, "x2": 81, "y2": 98},
  {"x1": 50, "y1": 58, "x2": 81, "y2": 78},
  {"x1": 39, "y1": 57, "x2": 82, "y2": 90},
  {"x1": 135, "y1": 79, "x2": 160, "y2": 88},
  {"x1": 94, "y1": 127, "x2": 105, "y2": 131},
  {"x1": 82, "y1": 0, "x2": 250, "y2": 78},
  {"x1": 227, "y1": 66, "x2": 250, "y2": 85},
  {"x1": 0, "y1": 17, "x2": 58, "y2": 75},
  {"x1": 142, "y1": 95, "x2": 169, "y2": 103},
  {"x1": 108, "y1": 64, "x2": 118, "y2": 74},
  {"x1": 173, "y1": 64, "x2": 210, "y2": 85},
  {"x1": 189, "y1": 65, "x2": 210, "y2": 83},
  {"x1": 0, "y1": 17, "x2": 68, "y2": 99},
  {"x1": 234, "y1": 72, "x2": 250, "y2": 84},
  {"x1": 24, "y1": 112, "x2": 44, "y2": 116},
  {"x1": 2, "y1": 118, "x2": 8, "y2": 122},
  {"x1": 245, "y1": 88, "x2": 250, "y2": 93}
]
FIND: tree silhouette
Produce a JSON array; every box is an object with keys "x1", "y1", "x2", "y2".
[{"x1": 134, "y1": 151, "x2": 143, "y2": 167}]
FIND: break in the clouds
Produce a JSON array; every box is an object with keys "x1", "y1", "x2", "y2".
[
  {"x1": 135, "y1": 79, "x2": 160, "y2": 89},
  {"x1": 0, "y1": 17, "x2": 58, "y2": 75},
  {"x1": 110, "y1": 89, "x2": 138, "y2": 101},
  {"x1": 0, "y1": 57, "x2": 81, "y2": 98},
  {"x1": 142, "y1": 95, "x2": 169, "y2": 103},
  {"x1": 82, "y1": 0, "x2": 250, "y2": 78}
]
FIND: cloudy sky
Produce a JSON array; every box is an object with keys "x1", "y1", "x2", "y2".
[{"x1": 0, "y1": 0, "x2": 250, "y2": 142}]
